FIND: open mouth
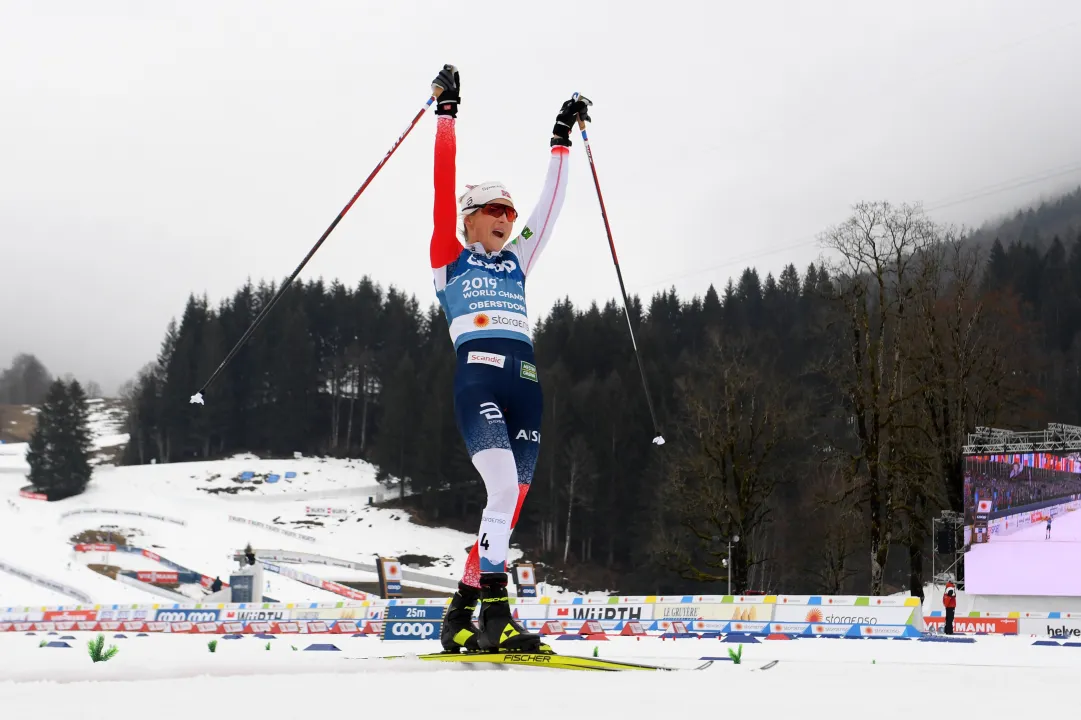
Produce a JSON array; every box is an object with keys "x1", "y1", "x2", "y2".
[{"x1": 492, "y1": 230, "x2": 506, "y2": 240}]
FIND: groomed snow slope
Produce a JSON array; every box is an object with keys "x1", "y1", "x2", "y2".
[{"x1": 1, "y1": 404, "x2": 511, "y2": 605}]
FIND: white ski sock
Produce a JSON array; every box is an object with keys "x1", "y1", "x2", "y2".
[{"x1": 471, "y1": 448, "x2": 518, "y2": 572}]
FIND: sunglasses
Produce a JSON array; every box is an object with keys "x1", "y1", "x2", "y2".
[{"x1": 468, "y1": 203, "x2": 518, "y2": 223}]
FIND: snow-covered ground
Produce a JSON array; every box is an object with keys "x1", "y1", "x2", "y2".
[
  {"x1": 0, "y1": 569, "x2": 72, "y2": 607},
  {"x1": 0, "y1": 633, "x2": 1076, "y2": 718},
  {"x1": 966, "y1": 505, "x2": 1081, "y2": 595},
  {"x1": 0, "y1": 402, "x2": 508, "y2": 606}
]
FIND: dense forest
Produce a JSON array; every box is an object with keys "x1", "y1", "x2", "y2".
[{"x1": 117, "y1": 189, "x2": 1081, "y2": 596}]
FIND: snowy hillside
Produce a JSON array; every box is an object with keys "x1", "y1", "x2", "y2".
[{"x1": 0, "y1": 401, "x2": 509, "y2": 607}]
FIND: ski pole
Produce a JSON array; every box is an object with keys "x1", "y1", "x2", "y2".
[
  {"x1": 572, "y1": 93, "x2": 665, "y2": 446},
  {"x1": 190, "y1": 84, "x2": 445, "y2": 405}
]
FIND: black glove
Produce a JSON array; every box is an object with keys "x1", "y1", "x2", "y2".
[
  {"x1": 432, "y1": 64, "x2": 460, "y2": 117},
  {"x1": 551, "y1": 95, "x2": 592, "y2": 147}
]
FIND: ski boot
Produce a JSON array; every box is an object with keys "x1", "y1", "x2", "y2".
[
  {"x1": 440, "y1": 582, "x2": 482, "y2": 653},
  {"x1": 477, "y1": 572, "x2": 550, "y2": 653}
]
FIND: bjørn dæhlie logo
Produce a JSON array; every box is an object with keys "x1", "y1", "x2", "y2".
[{"x1": 479, "y1": 402, "x2": 504, "y2": 423}]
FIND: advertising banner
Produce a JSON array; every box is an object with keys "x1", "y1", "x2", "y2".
[
  {"x1": 654, "y1": 603, "x2": 764, "y2": 621},
  {"x1": 548, "y1": 604, "x2": 653, "y2": 623},
  {"x1": 73, "y1": 543, "x2": 117, "y2": 552},
  {"x1": 152, "y1": 609, "x2": 220, "y2": 623},
  {"x1": 136, "y1": 571, "x2": 179, "y2": 584},
  {"x1": 507, "y1": 604, "x2": 548, "y2": 621},
  {"x1": 305, "y1": 506, "x2": 349, "y2": 517},
  {"x1": 292, "y1": 606, "x2": 374, "y2": 621},
  {"x1": 383, "y1": 620, "x2": 440, "y2": 640},
  {"x1": 228, "y1": 515, "x2": 316, "y2": 543},
  {"x1": 221, "y1": 608, "x2": 291, "y2": 622},
  {"x1": 319, "y1": 579, "x2": 368, "y2": 601},
  {"x1": 768, "y1": 622, "x2": 813, "y2": 634},
  {"x1": 1018, "y1": 617, "x2": 1081, "y2": 638},
  {"x1": 60, "y1": 508, "x2": 186, "y2": 526},
  {"x1": 382, "y1": 604, "x2": 443, "y2": 641},
  {"x1": 805, "y1": 623, "x2": 861, "y2": 636},
  {"x1": 43, "y1": 610, "x2": 97, "y2": 622},
  {"x1": 922, "y1": 617, "x2": 1017, "y2": 634},
  {"x1": 97, "y1": 609, "x2": 151, "y2": 622},
  {"x1": 773, "y1": 605, "x2": 916, "y2": 625},
  {"x1": 853, "y1": 624, "x2": 910, "y2": 637},
  {"x1": 723, "y1": 620, "x2": 771, "y2": 634}
]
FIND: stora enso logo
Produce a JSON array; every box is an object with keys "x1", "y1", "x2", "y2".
[{"x1": 805, "y1": 608, "x2": 878, "y2": 625}]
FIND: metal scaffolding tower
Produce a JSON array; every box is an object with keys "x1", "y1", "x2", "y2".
[{"x1": 962, "y1": 424, "x2": 1081, "y2": 455}]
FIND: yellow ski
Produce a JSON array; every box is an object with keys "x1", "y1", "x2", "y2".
[{"x1": 411, "y1": 651, "x2": 711, "y2": 671}]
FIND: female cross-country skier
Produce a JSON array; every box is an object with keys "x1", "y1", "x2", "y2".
[{"x1": 427, "y1": 64, "x2": 590, "y2": 654}]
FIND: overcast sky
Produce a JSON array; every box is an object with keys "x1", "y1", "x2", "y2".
[{"x1": 3, "y1": 0, "x2": 1081, "y2": 395}]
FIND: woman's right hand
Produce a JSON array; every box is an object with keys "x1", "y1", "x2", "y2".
[
  {"x1": 433, "y1": 64, "x2": 460, "y2": 117},
  {"x1": 551, "y1": 95, "x2": 592, "y2": 147}
]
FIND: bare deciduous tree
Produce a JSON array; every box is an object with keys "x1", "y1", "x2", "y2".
[
  {"x1": 807, "y1": 460, "x2": 861, "y2": 594},
  {"x1": 820, "y1": 201, "x2": 937, "y2": 595},
  {"x1": 563, "y1": 435, "x2": 597, "y2": 563}
]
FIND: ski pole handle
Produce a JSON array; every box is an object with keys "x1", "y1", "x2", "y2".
[
  {"x1": 431, "y1": 84, "x2": 444, "y2": 100},
  {"x1": 571, "y1": 92, "x2": 592, "y2": 129}
]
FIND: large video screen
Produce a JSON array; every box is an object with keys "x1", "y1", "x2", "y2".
[{"x1": 964, "y1": 453, "x2": 1081, "y2": 596}]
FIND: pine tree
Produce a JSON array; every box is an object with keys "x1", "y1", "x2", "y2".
[
  {"x1": 26, "y1": 379, "x2": 92, "y2": 500},
  {"x1": 25, "y1": 384, "x2": 59, "y2": 491}
]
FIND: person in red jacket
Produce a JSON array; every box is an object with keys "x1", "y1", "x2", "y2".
[{"x1": 942, "y1": 581, "x2": 958, "y2": 634}]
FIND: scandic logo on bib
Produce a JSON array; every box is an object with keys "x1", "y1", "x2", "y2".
[{"x1": 467, "y1": 352, "x2": 506, "y2": 368}]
